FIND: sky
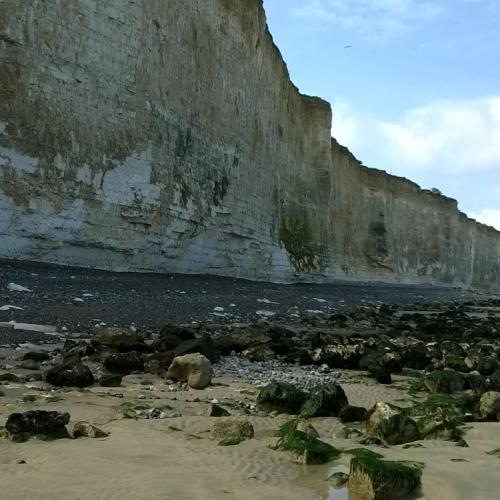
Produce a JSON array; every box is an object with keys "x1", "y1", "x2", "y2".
[{"x1": 263, "y1": 0, "x2": 500, "y2": 230}]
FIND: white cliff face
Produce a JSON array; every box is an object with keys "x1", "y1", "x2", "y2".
[{"x1": 0, "y1": 0, "x2": 498, "y2": 290}]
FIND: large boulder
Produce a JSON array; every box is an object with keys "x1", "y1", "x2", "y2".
[
  {"x1": 6, "y1": 410, "x2": 70, "y2": 441},
  {"x1": 424, "y1": 370, "x2": 464, "y2": 394},
  {"x1": 366, "y1": 402, "x2": 419, "y2": 445},
  {"x1": 300, "y1": 383, "x2": 348, "y2": 418},
  {"x1": 103, "y1": 351, "x2": 144, "y2": 375},
  {"x1": 479, "y1": 391, "x2": 500, "y2": 421},
  {"x1": 214, "y1": 325, "x2": 272, "y2": 355},
  {"x1": 349, "y1": 455, "x2": 423, "y2": 500},
  {"x1": 256, "y1": 380, "x2": 307, "y2": 414},
  {"x1": 90, "y1": 327, "x2": 149, "y2": 352},
  {"x1": 45, "y1": 357, "x2": 94, "y2": 388},
  {"x1": 166, "y1": 353, "x2": 213, "y2": 389}
]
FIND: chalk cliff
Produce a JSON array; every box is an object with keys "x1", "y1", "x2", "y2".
[{"x1": 0, "y1": 0, "x2": 499, "y2": 290}]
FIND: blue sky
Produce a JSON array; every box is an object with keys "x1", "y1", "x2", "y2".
[{"x1": 263, "y1": 0, "x2": 500, "y2": 229}]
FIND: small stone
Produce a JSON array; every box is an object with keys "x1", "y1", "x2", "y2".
[{"x1": 72, "y1": 421, "x2": 109, "y2": 439}]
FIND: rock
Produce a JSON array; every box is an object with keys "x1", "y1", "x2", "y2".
[
  {"x1": 391, "y1": 337, "x2": 430, "y2": 370},
  {"x1": 22, "y1": 351, "x2": 50, "y2": 362},
  {"x1": 359, "y1": 350, "x2": 399, "y2": 384},
  {"x1": 274, "y1": 429, "x2": 341, "y2": 464},
  {"x1": 479, "y1": 391, "x2": 500, "y2": 421},
  {"x1": 242, "y1": 345, "x2": 275, "y2": 362},
  {"x1": 98, "y1": 372, "x2": 123, "y2": 387},
  {"x1": 214, "y1": 325, "x2": 272, "y2": 355},
  {"x1": 144, "y1": 352, "x2": 175, "y2": 375},
  {"x1": 104, "y1": 351, "x2": 144, "y2": 375},
  {"x1": 18, "y1": 360, "x2": 41, "y2": 370},
  {"x1": 72, "y1": 421, "x2": 109, "y2": 438},
  {"x1": 443, "y1": 354, "x2": 468, "y2": 372},
  {"x1": 296, "y1": 420, "x2": 320, "y2": 438},
  {"x1": 256, "y1": 380, "x2": 307, "y2": 414},
  {"x1": 424, "y1": 370, "x2": 464, "y2": 394},
  {"x1": 477, "y1": 356, "x2": 499, "y2": 376},
  {"x1": 173, "y1": 335, "x2": 219, "y2": 363},
  {"x1": 349, "y1": 455, "x2": 424, "y2": 500},
  {"x1": 6, "y1": 410, "x2": 70, "y2": 441},
  {"x1": 45, "y1": 357, "x2": 94, "y2": 388},
  {"x1": 0, "y1": 372, "x2": 22, "y2": 382},
  {"x1": 310, "y1": 343, "x2": 365, "y2": 369},
  {"x1": 209, "y1": 404, "x2": 230, "y2": 417},
  {"x1": 417, "y1": 413, "x2": 465, "y2": 441},
  {"x1": 61, "y1": 339, "x2": 95, "y2": 359},
  {"x1": 166, "y1": 353, "x2": 213, "y2": 389},
  {"x1": 328, "y1": 471, "x2": 349, "y2": 488},
  {"x1": 339, "y1": 405, "x2": 368, "y2": 423},
  {"x1": 300, "y1": 383, "x2": 348, "y2": 418},
  {"x1": 277, "y1": 419, "x2": 319, "y2": 438},
  {"x1": 211, "y1": 420, "x2": 254, "y2": 445},
  {"x1": 366, "y1": 402, "x2": 419, "y2": 445},
  {"x1": 91, "y1": 327, "x2": 149, "y2": 352},
  {"x1": 487, "y1": 368, "x2": 500, "y2": 391},
  {"x1": 152, "y1": 325, "x2": 196, "y2": 352}
]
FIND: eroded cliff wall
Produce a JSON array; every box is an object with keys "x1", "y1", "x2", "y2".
[{"x1": 0, "y1": 0, "x2": 498, "y2": 290}]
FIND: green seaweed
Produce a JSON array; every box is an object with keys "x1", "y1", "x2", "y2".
[
  {"x1": 273, "y1": 430, "x2": 341, "y2": 464},
  {"x1": 349, "y1": 455, "x2": 424, "y2": 499},
  {"x1": 276, "y1": 419, "x2": 299, "y2": 437},
  {"x1": 279, "y1": 211, "x2": 326, "y2": 273},
  {"x1": 345, "y1": 448, "x2": 384, "y2": 460}
]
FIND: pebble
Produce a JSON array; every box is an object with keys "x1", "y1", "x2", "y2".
[{"x1": 214, "y1": 355, "x2": 340, "y2": 392}]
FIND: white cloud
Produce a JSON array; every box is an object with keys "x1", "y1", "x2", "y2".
[
  {"x1": 469, "y1": 209, "x2": 500, "y2": 230},
  {"x1": 292, "y1": 0, "x2": 444, "y2": 39},
  {"x1": 332, "y1": 96, "x2": 500, "y2": 174}
]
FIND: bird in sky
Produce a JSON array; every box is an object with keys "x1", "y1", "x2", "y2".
[{"x1": 344, "y1": 45, "x2": 352, "y2": 49}]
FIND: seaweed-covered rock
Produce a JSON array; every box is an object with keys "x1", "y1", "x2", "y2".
[
  {"x1": 166, "y1": 353, "x2": 213, "y2": 389},
  {"x1": 479, "y1": 391, "x2": 500, "y2": 421},
  {"x1": 339, "y1": 405, "x2": 368, "y2": 423},
  {"x1": 424, "y1": 370, "x2": 464, "y2": 394},
  {"x1": 45, "y1": 357, "x2": 94, "y2": 388},
  {"x1": 443, "y1": 354, "x2": 468, "y2": 372},
  {"x1": 274, "y1": 429, "x2": 341, "y2": 464},
  {"x1": 488, "y1": 368, "x2": 500, "y2": 392},
  {"x1": 72, "y1": 421, "x2": 109, "y2": 439},
  {"x1": 211, "y1": 420, "x2": 254, "y2": 445},
  {"x1": 6, "y1": 410, "x2": 70, "y2": 441},
  {"x1": 417, "y1": 413, "x2": 465, "y2": 441},
  {"x1": 104, "y1": 351, "x2": 144, "y2": 375},
  {"x1": 300, "y1": 383, "x2": 348, "y2": 418},
  {"x1": 98, "y1": 372, "x2": 123, "y2": 387},
  {"x1": 359, "y1": 350, "x2": 399, "y2": 384},
  {"x1": 349, "y1": 455, "x2": 424, "y2": 500},
  {"x1": 366, "y1": 402, "x2": 419, "y2": 445},
  {"x1": 91, "y1": 327, "x2": 149, "y2": 352},
  {"x1": 256, "y1": 380, "x2": 307, "y2": 414}
]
